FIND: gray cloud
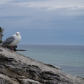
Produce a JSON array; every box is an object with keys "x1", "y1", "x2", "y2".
[
  {"x1": 0, "y1": 0, "x2": 84, "y2": 18},
  {"x1": 0, "y1": 0, "x2": 14, "y2": 4},
  {"x1": 14, "y1": 0, "x2": 84, "y2": 9},
  {"x1": 0, "y1": 0, "x2": 84, "y2": 45},
  {"x1": 0, "y1": 0, "x2": 84, "y2": 30}
]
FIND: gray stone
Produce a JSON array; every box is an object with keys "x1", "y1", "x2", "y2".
[
  {"x1": 19, "y1": 79, "x2": 41, "y2": 84},
  {"x1": 0, "y1": 46, "x2": 84, "y2": 84},
  {"x1": 0, "y1": 73, "x2": 19, "y2": 84}
]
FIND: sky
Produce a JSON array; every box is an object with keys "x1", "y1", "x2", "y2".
[{"x1": 0, "y1": 0, "x2": 84, "y2": 45}]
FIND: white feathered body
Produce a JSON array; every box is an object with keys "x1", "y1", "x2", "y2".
[{"x1": 9, "y1": 34, "x2": 21, "y2": 46}]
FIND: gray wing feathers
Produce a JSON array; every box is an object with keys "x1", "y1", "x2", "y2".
[{"x1": 2, "y1": 36, "x2": 15, "y2": 46}]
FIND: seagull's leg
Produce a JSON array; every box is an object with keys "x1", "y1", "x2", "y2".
[
  {"x1": 10, "y1": 46, "x2": 12, "y2": 51},
  {"x1": 11, "y1": 46, "x2": 13, "y2": 51},
  {"x1": 12, "y1": 46, "x2": 14, "y2": 51},
  {"x1": 11, "y1": 46, "x2": 14, "y2": 51},
  {"x1": 13, "y1": 46, "x2": 15, "y2": 51}
]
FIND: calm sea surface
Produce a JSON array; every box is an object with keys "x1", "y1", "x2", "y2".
[{"x1": 17, "y1": 45, "x2": 84, "y2": 78}]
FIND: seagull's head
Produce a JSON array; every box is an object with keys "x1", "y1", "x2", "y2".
[{"x1": 16, "y1": 32, "x2": 20, "y2": 36}]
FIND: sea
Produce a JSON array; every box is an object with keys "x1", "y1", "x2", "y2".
[{"x1": 17, "y1": 45, "x2": 84, "y2": 78}]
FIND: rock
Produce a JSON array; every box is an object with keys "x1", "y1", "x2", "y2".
[
  {"x1": 0, "y1": 73, "x2": 19, "y2": 84},
  {"x1": 0, "y1": 46, "x2": 84, "y2": 84},
  {"x1": 19, "y1": 78, "x2": 41, "y2": 84}
]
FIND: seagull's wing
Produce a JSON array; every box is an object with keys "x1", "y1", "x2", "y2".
[{"x1": 2, "y1": 36, "x2": 15, "y2": 46}]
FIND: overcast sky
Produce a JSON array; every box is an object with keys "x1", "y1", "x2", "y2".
[{"x1": 0, "y1": 0, "x2": 84, "y2": 45}]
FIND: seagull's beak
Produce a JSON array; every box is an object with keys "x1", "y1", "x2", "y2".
[{"x1": 16, "y1": 33, "x2": 19, "y2": 36}]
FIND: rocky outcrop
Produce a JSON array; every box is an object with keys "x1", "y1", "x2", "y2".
[{"x1": 0, "y1": 46, "x2": 84, "y2": 84}]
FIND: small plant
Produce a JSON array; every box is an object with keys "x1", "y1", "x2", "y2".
[
  {"x1": 0, "y1": 27, "x2": 2, "y2": 32},
  {"x1": 0, "y1": 40, "x2": 2, "y2": 43}
]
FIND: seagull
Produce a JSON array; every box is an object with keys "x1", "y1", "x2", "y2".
[{"x1": 2, "y1": 32, "x2": 21, "y2": 51}]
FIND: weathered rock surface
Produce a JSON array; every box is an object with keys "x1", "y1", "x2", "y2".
[{"x1": 0, "y1": 46, "x2": 84, "y2": 84}]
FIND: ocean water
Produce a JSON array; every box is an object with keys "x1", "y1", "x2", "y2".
[{"x1": 17, "y1": 45, "x2": 84, "y2": 78}]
